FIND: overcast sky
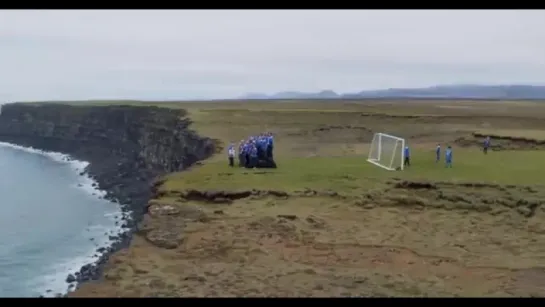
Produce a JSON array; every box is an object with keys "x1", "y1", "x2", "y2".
[{"x1": 1, "y1": 10, "x2": 545, "y2": 101}]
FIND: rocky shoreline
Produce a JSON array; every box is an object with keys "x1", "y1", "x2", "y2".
[
  {"x1": 61, "y1": 162, "x2": 144, "y2": 295},
  {"x1": 0, "y1": 103, "x2": 216, "y2": 296}
]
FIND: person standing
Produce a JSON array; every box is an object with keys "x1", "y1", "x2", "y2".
[
  {"x1": 238, "y1": 140, "x2": 245, "y2": 167},
  {"x1": 435, "y1": 144, "x2": 441, "y2": 163},
  {"x1": 249, "y1": 141, "x2": 258, "y2": 168},
  {"x1": 403, "y1": 145, "x2": 410, "y2": 167},
  {"x1": 445, "y1": 145, "x2": 453, "y2": 168},
  {"x1": 257, "y1": 134, "x2": 266, "y2": 160},
  {"x1": 483, "y1": 136, "x2": 490, "y2": 154},
  {"x1": 228, "y1": 144, "x2": 235, "y2": 167},
  {"x1": 266, "y1": 132, "x2": 274, "y2": 160},
  {"x1": 244, "y1": 141, "x2": 251, "y2": 168}
]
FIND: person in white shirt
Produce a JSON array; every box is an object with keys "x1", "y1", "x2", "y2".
[{"x1": 228, "y1": 144, "x2": 236, "y2": 167}]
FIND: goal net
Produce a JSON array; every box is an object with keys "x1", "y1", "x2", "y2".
[{"x1": 367, "y1": 133, "x2": 405, "y2": 171}]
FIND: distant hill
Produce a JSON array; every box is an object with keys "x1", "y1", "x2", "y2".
[
  {"x1": 242, "y1": 90, "x2": 340, "y2": 100},
  {"x1": 240, "y1": 85, "x2": 545, "y2": 100}
]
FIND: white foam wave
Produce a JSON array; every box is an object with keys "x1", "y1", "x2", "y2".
[
  {"x1": 33, "y1": 219, "x2": 126, "y2": 297},
  {"x1": 0, "y1": 141, "x2": 128, "y2": 297},
  {"x1": 34, "y1": 245, "x2": 104, "y2": 296}
]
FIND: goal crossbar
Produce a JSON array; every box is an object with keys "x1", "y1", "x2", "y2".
[{"x1": 367, "y1": 132, "x2": 405, "y2": 171}]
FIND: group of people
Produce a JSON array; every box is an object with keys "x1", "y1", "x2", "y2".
[
  {"x1": 401, "y1": 144, "x2": 454, "y2": 168},
  {"x1": 433, "y1": 144, "x2": 454, "y2": 167},
  {"x1": 403, "y1": 136, "x2": 491, "y2": 169},
  {"x1": 227, "y1": 132, "x2": 277, "y2": 169}
]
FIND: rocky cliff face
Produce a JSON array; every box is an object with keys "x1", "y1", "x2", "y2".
[{"x1": 0, "y1": 102, "x2": 215, "y2": 228}]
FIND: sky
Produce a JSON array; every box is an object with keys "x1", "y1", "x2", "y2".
[{"x1": 1, "y1": 10, "x2": 545, "y2": 101}]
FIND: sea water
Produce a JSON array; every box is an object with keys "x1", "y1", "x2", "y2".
[{"x1": 0, "y1": 142, "x2": 125, "y2": 297}]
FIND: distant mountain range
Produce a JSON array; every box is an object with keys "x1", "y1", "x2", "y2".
[{"x1": 240, "y1": 85, "x2": 545, "y2": 100}]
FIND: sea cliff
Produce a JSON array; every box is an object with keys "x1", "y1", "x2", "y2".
[{"x1": 0, "y1": 103, "x2": 216, "y2": 292}]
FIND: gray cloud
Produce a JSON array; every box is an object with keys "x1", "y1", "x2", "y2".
[{"x1": 1, "y1": 10, "x2": 545, "y2": 101}]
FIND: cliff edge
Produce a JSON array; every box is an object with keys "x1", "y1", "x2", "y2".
[{"x1": 0, "y1": 103, "x2": 216, "y2": 292}]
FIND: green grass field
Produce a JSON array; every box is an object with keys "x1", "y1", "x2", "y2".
[{"x1": 162, "y1": 149, "x2": 545, "y2": 195}]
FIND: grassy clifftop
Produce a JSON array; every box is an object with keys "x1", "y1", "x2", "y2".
[{"x1": 69, "y1": 99, "x2": 545, "y2": 297}]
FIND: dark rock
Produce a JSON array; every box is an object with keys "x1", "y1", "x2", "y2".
[
  {"x1": 394, "y1": 180, "x2": 437, "y2": 190},
  {"x1": 230, "y1": 190, "x2": 252, "y2": 199},
  {"x1": 277, "y1": 214, "x2": 297, "y2": 220},
  {"x1": 205, "y1": 190, "x2": 223, "y2": 199},
  {"x1": 306, "y1": 215, "x2": 327, "y2": 229},
  {"x1": 268, "y1": 190, "x2": 289, "y2": 197},
  {"x1": 148, "y1": 203, "x2": 181, "y2": 216},
  {"x1": 65, "y1": 274, "x2": 76, "y2": 283},
  {"x1": 181, "y1": 189, "x2": 252, "y2": 202},
  {"x1": 517, "y1": 206, "x2": 533, "y2": 217},
  {"x1": 145, "y1": 229, "x2": 185, "y2": 249}
]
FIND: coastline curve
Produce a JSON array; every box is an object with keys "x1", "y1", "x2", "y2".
[{"x1": 0, "y1": 103, "x2": 216, "y2": 296}]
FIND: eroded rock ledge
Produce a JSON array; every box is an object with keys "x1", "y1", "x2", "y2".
[
  {"x1": 153, "y1": 186, "x2": 343, "y2": 204},
  {"x1": 151, "y1": 178, "x2": 545, "y2": 222}
]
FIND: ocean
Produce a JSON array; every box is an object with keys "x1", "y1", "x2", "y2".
[{"x1": 0, "y1": 142, "x2": 124, "y2": 297}]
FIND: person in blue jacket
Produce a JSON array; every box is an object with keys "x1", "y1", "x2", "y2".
[
  {"x1": 257, "y1": 134, "x2": 267, "y2": 160},
  {"x1": 483, "y1": 136, "x2": 490, "y2": 155},
  {"x1": 403, "y1": 145, "x2": 410, "y2": 167},
  {"x1": 231, "y1": 133, "x2": 278, "y2": 169},
  {"x1": 248, "y1": 141, "x2": 258, "y2": 168},
  {"x1": 266, "y1": 132, "x2": 274, "y2": 160},
  {"x1": 244, "y1": 141, "x2": 251, "y2": 168},
  {"x1": 445, "y1": 145, "x2": 453, "y2": 168},
  {"x1": 238, "y1": 140, "x2": 245, "y2": 167}
]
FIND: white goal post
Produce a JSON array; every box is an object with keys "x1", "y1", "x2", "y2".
[{"x1": 367, "y1": 133, "x2": 405, "y2": 171}]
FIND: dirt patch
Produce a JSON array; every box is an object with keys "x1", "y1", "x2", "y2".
[{"x1": 456, "y1": 132, "x2": 545, "y2": 151}]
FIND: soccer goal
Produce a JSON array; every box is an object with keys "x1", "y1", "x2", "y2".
[{"x1": 367, "y1": 133, "x2": 405, "y2": 171}]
